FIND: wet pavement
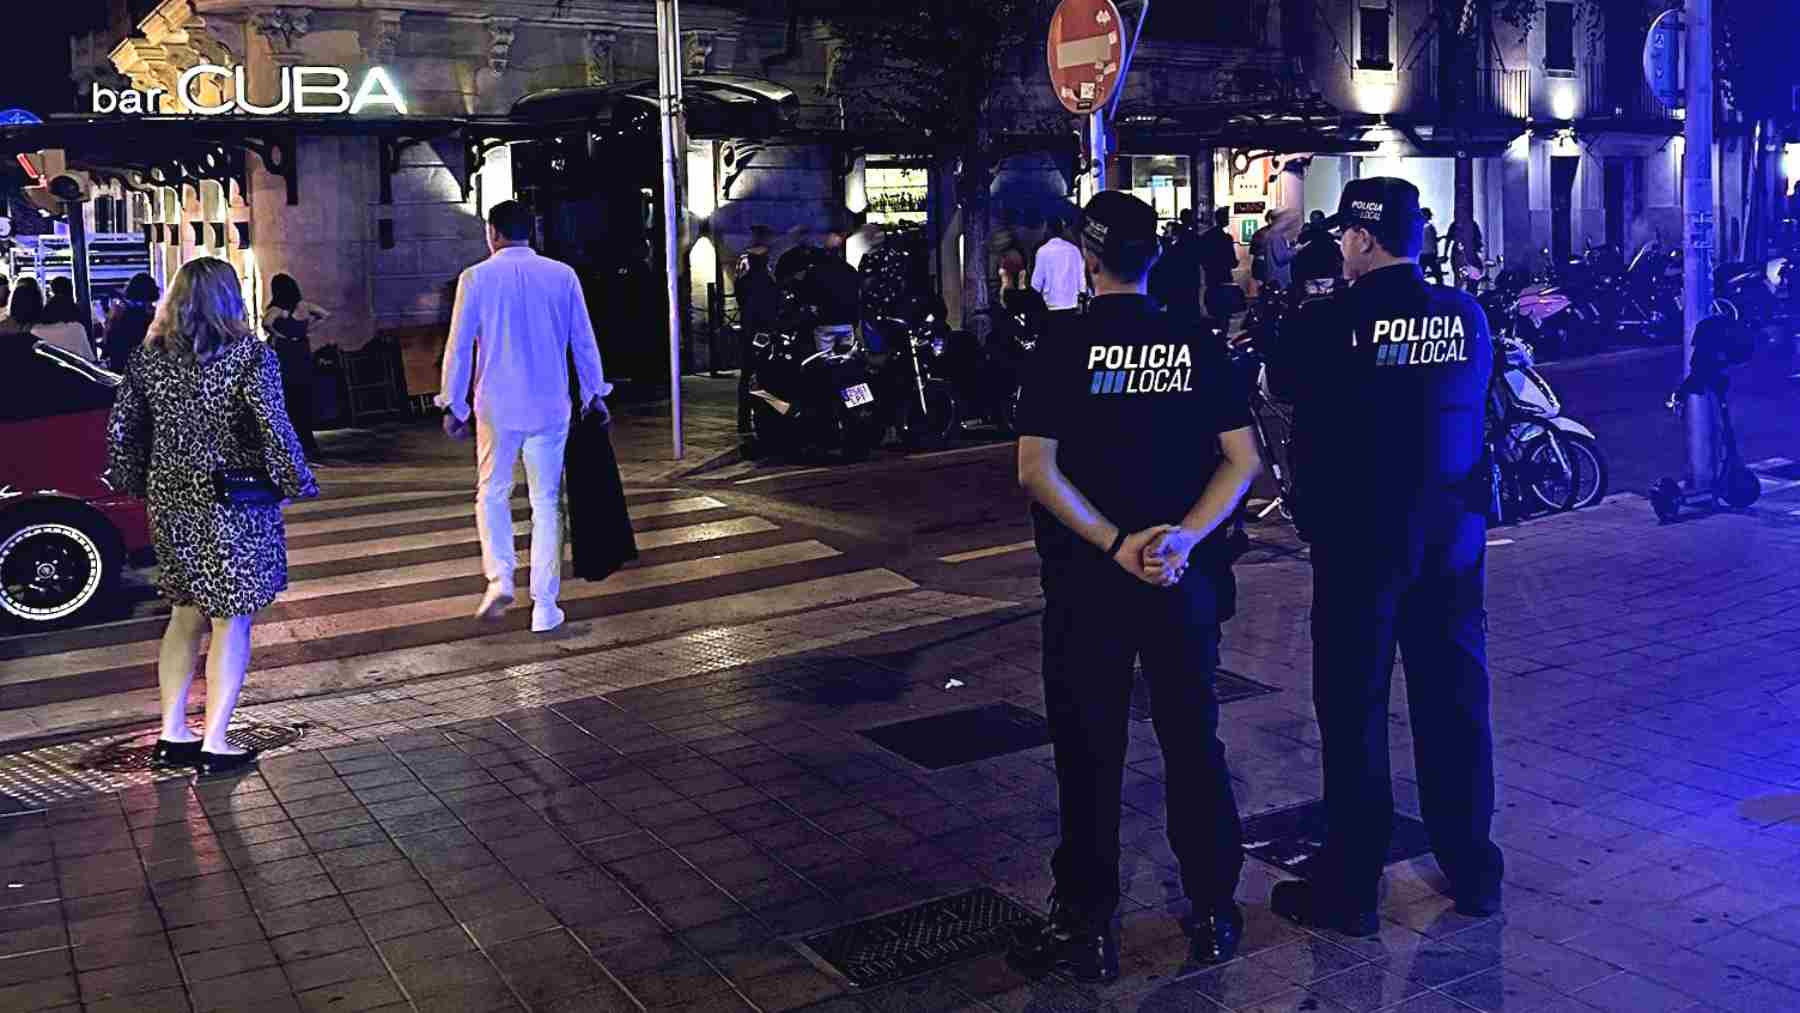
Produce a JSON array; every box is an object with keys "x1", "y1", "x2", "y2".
[{"x1": 2, "y1": 486, "x2": 1799, "y2": 1011}]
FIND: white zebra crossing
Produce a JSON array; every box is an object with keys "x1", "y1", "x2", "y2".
[{"x1": 0, "y1": 484, "x2": 1016, "y2": 743}]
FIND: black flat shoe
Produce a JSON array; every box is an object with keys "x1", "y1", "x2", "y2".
[
  {"x1": 198, "y1": 749, "x2": 260, "y2": 776},
  {"x1": 1008, "y1": 899, "x2": 1119, "y2": 984},
  {"x1": 1189, "y1": 902, "x2": 1245, "y2": 965},
  {"x1": 151, "y1": 739, "x2": 203, "y2": 767},
  {"x1": 1271, "y1": 880, "x2": 1380, "y2": 938}
]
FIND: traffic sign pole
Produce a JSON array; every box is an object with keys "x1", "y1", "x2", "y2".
[{"x1": 1682, "y1": 0, "x2": 1714, "y2": 491}]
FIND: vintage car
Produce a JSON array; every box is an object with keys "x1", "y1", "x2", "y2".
[{"x1": 0, "y1": 342, "x2": 152, "y2": 626}]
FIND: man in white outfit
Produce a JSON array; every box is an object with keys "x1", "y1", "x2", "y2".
[
  {"x1": 438, "y1": 200, "x2": 611, "y2": 634},
  {"x1": 1031, "y1": 217, "x2": 1089, "y2": 320}
]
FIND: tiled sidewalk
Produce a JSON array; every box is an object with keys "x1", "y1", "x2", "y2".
[{"x1": 4, "y1": 497, "x2": 1800, "y2": 1012}]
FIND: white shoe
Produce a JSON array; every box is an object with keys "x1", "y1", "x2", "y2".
[
  {"x1": 475, "y1": 583, "x2": 515, "y2": 620},
  {"x1": 531, "y1": 605, "x2": 565, "y2": 634}
]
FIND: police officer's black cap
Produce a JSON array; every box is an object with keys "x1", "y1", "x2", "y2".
[
  {"x1": 1080, "y1": 190, "x2": 1160, "y2": 258},
  {"x1": 1320, "y1": 176, "x2": 1424, "y2": 235}
]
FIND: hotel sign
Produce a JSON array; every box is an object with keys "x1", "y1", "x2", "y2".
[{"x1": 93, "y1": 65, "x2": 408, "y2": 116}]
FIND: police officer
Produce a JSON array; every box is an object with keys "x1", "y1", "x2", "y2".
[
  {"x1": 1010, "y1": 191, "x2": 1264, "y2": 981},
  {"x1": 1265, "y1": 178, "x2": 1504, "y2": 937}
]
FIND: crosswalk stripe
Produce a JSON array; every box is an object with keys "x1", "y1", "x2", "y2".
[
  {"x1": 280, "y1": 539, "x2": 837, "y2": 603},
  {"x1": 284, "y1": 490, "x2": 463, "y2": 517},
  {"x1": 285, "y1": 516, "x2": 776, "y2": 567},
  {"x1": 0, "y1": 568, "x2": 916, "y2": 692},
  {"x1": 0, "y1": 540, "x2": 851, "y2": 686},
  {"x1": 940, "y1": 541, "x2": 1036, "y2": 564},
  {"x1": 285, "y1": 495, "x2": 726, "y2": 539}
]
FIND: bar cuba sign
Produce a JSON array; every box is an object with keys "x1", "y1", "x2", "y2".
[{"x1": 93, "y1": 65, "x2": 408, "y2": 116}]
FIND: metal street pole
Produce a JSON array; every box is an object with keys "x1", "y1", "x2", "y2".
[
  {"x1": 655, "y1": 0, "x2": 686, "y2": 461},
  {"x1": 1089, "y1": 113, "x2": 1107, "y2": 191},
  {"x1": 1682, "y1": 0, "x2": 1715, "y2": 490}
]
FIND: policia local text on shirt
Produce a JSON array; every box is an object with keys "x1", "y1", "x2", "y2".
[
  {"x1": 1011, "y1": 191, "x2": 1263, "y2": 983},
  {"x1": 1265, "y1": 177, "x2": 1506, "y2": 937}
]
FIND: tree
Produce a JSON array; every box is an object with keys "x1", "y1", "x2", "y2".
[{"x1": 821, "y1": 0, "x2": 1060, "y2": 327}]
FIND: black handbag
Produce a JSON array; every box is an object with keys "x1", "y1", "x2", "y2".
[{"x1": 212, "y1": 467, "x2": 283, "y2": 508}]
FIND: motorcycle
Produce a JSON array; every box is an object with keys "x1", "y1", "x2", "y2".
[
  {"x1": 946, "y1": 302, "x2": 1042, "y2": 434},
  {"x1": 1496, "y1": 335, "x2": 1609, "y2": 509},
  {"x1": 1591, "y1": 241, "x2": 1681, "y2": 345},
  {"x1": 1504, "y1": 248, "x2": 1607, "y2": 360},
  {"x1": 1651, "y1": 310, "x2": 1762, "y2": 521},
  {"x1": 864, "y1": 314, "x2": 960, "y2": 450},
  {"x1": 744, "y1": 304, "x2": 882, "y2": 462}
]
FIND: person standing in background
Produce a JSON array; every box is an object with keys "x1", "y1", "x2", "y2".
[
  {"x1": 36, "y1": 276, "x2": 95, "y2": 360},
  {"x1": 1420, "y1": 209, "x2": 1444, "y2": 284},
  {"x1": 0, "y1": 276, "x2": 12, "y2": 326},
  {"x1": 0, "y1": 278, "x2": 43, "y2": 352},
  {"x1": 1031, "y1": 218, "x2": 1087, "y2": 321},
  {"x1": 105, "y1": 273, "x2": 160, "y2": 373},
  {"x1": 438, "y1": 200, "x2": 611, "y2": 635},
  {"x1": 264, "y1": 274, "x2": 331, "y2": 462},
  {"x1": 735, "y1": 225, "x2": 780, "y2": 434}
]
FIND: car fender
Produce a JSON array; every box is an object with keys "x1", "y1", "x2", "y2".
[{"x1": 0, "y1": 492, "x2": 128, "y2": 557}]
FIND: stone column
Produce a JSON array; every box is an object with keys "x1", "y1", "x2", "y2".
[
  {"x1": 250, "y1": 135, "x2": 378, "y2": 351},
  {"x1": 1193, "y1": 148, "x2": 1215, "y2": 217}
]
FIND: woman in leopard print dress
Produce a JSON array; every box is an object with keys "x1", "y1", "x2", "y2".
[{"x1": 107, "y1": 257, "x2": 317, "y2": 774}]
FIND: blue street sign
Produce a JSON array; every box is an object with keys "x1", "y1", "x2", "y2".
[{"x1": 1643, "y1": 10, "x2": 1685, "y2": 110}]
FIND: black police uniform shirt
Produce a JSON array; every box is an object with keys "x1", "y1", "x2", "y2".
[
  {"x1": 1267, "y1": 262, "x2": 1493, "y2": 560},
  {"x1": 1015, "y1": 294, "x2": 1251, "y2": 611}
]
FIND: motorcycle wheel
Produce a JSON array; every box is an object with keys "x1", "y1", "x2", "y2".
[
  {"x1": 1523, "y1": 434, "x2": 1580, "y2": 513},
  {"x1": 1564, "y1": 434, "x2": 1609, "y2": 509},
  {"x1": 904, "y1": 380, "x2": 959, "y2": 451},
  {"x1": 1001, "y1": 385, "x2": 1023, "y2": 436},
  {"x1": 839, "y1": 409, "x2": 877, "y2": 463}
]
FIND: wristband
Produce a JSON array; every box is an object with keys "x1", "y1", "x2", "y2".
[{"x1": 1106, "y1": 530, "x2": 1128, "y2": 559}]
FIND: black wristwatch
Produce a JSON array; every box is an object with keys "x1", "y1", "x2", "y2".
[{"x1": 1106, "y1": 530, "x2": 1128, "y2": 560}]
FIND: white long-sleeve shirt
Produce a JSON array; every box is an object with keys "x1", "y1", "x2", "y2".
[
  {"x1": 436, "y1": 246, "x2": 611, "y2": 433},
  {"x1": 1030, "y1": 236, "x2": 1088, "y2": 311}
]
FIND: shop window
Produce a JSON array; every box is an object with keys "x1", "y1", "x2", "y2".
[
  {"x1": 865, "y1": 157, "x2": 929, "y2": 226},
  {"x1": 1545, "y1": 2, "x2": 1576, "y2": 73},
  {"x1": 1358, "y1": 6, "x2": 1392, "y2": 71}
]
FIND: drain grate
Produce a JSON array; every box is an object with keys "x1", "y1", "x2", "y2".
[
  {"x1": 76, "y1": 723, "x2": 309, "y2": 773},
  {"x1": 1129, "y1": 668, "x2": 1280, "y2": 721},
  {"x1": 802, "y1": 887, "x2": 1042, "y2": 989},
  {"x1": 1241, "y1": 800, "x2": 1432, "y2": 873},
  {"x1": 859, "y1": 704, "x2": 1051, "y2": 770}
]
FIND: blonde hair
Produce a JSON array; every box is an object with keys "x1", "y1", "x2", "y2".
[{"x1": 148, "y1": 257, "x2": 253, "y2": 365}]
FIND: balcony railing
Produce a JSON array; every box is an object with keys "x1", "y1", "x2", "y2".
[
  {"x1": 1410, "y1": 63, "x2": 1532, "y2": 120},
  {"x1": 1583, "y1": 63, "x2": 1680, "y2": 123}
]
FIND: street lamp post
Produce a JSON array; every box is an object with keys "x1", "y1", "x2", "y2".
[{"x1": 656, "y1": 0, "x2": 686, "y2": 461}]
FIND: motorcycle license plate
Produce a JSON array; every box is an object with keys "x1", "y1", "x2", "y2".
[{"x1": 841, "y1": 383, "x2": 875, "y2": 408}]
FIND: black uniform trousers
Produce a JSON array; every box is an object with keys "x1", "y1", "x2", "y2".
[
  {"x1": 1040, "y1": 557, "x2": 1243, "y2": 922},
  {"x1": 1308, "y1": 511, "x2": 1502, "y2": 913}
]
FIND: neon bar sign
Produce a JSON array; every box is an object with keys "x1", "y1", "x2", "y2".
[{"x1": 93, "y1": 65, "x2": 408, "y2": 116}]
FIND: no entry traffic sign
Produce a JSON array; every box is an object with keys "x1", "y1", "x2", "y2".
[{"x1": 1047, "y1": 0, "x2": 1125, "y2": 115}]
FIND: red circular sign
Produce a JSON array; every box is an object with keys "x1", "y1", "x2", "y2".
[{"x1": 1047, "y1": 0, "x2": 1126, "y2": 115}]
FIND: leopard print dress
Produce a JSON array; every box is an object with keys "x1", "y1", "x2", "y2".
[{"x1": 106, "y1": 338, "x2": 318, "y2": 618}]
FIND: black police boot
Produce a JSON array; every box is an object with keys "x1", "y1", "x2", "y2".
[
  {"x1": 1270, "y1": 880, "x2": 1379, "y2": 938},
  {"x1": 1187, "y1": 902, "x2": 1245, "y2": 965},
  {"x1": 1008, "y1": 898, "x2": 1119, "y2": 984}
]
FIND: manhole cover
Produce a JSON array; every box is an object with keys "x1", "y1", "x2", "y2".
[
  {"x1": 1129, "y1": 667, "x2": 1278, "y2": 721},
  {"x1": 859, "y1": 704, "x2": 1050, "y2": 770},
  {"x1": 1241, "y1": 800, "x2": 1432, "y2": 873},
  {"x1": 77, "y1": 723, "x2": 308, "y2": 773},
  {"x1": 802, "y1": 887, "x2": 1042, "y2": 989}
]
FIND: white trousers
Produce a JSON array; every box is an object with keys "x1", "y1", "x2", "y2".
[{"x1": 475, "y1": 423, "x2": 568, "y2": 608}]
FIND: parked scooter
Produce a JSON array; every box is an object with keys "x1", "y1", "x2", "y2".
[
  {"x1": 1506, "y1": 250, "x2": 1606, "y2": 360},
  {"x1": 946, "y1": 300, "x2": 1043, "y2": 434},
  {"x1": 1651, "y1": 310, "x2": 1762, "y2": 521},
  {"x1": 1496, "y1": 334, "x2": 1609, "y2": 509},
  {"x1": 744, "y1": 302, "x2": 882, "y2": 462}
]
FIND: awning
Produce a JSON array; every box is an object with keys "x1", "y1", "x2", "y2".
[
  {"x1": 510, "y1": 75, "x2": 797, "y2": 139},
  {"x1": 1113, "y1": 97, "x2": 1378, "y2": 156}
]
